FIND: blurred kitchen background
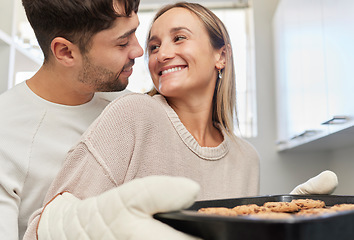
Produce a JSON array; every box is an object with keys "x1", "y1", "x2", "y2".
[{"x1": 0, "y1": 0, "x2": 353, "y2": 195}]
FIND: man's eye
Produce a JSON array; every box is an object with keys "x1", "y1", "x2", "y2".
[{"x1": 118, "y1": 42, "x2": 129, "y2": 48}]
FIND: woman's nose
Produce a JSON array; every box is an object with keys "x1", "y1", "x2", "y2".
[{"x1": 156, "y1": 43, "x2": 175, "y2": 63}]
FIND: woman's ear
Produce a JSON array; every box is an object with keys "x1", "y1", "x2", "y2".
[
  {"x1": 50, "y1": 37, "x2": 80, "y2": 67},
  {"x1": 215, "y1": 45, "x2": 227, "y2": 70}
]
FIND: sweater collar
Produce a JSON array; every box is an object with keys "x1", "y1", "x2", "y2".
[{"x1": 153, "y1": 94, "x2": 230, "y2": 161}]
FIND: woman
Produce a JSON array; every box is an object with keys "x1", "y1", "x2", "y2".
[
  {"x1": 144, "y1": 2, "x2": 261, "y2": 197},
  {"x1": 144, "y1": 2, "x2": 260, "y2": 197},
  {"x1": 24, "y1": 2, "x2": 259, "y2": 239}
]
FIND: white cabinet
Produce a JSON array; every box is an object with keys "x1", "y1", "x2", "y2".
[
  {"x1": 322, "y1": 0, "x2": 354, "y2": 134},
  {"x1": 274, "y1": 0, "x2": 354, "y2": 151},
  {"x1": 0, "y1": 0, "x2": 42, "y2": 94}
]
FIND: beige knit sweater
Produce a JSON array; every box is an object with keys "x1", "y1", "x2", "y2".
[
  {"x1": 23, "y1": 93, "x2": 259, "y2": 238},
  {"x1": 48, "y1": 93, "x2": 259, "y2": 200},
  {"x1": 25, "y1": 93, "x2": 260, "y2": 238}
]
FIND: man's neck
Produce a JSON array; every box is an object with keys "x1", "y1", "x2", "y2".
[{"x1": 26, "y1": 66, "x2": 94, "y2": 106}]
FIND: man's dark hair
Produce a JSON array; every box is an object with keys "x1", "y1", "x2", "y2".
[{"x1": 22, "y1": 0, "x2": 140, "y2": 62}]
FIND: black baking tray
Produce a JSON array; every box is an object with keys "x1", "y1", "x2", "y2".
[{"x1": 154, "y1": 194, "x2": 354, "y2": 240}]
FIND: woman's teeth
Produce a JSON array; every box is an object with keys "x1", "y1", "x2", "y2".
[{"x1": 161, "y1": 67, "x2": 183, "y2": 76}]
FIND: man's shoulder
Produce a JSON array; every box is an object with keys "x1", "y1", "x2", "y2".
[
  {"x1": 0, "y1": 82, "x2": 28, "y2": 107},
  {"x1": 0, "y1": 83, "x2": 46, "y2": 126}
]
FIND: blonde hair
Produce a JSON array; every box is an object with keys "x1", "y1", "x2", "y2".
[{"x1": 147, "y1": 2, "x2": 238, "y2": 138}]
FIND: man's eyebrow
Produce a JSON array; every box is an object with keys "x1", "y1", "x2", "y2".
[
  {"x1": 148, "y1": 27, "x2": 192, "y2": 43},
  {"x1": 117, "y1": 27, "x2": 138, "y2": 40}
]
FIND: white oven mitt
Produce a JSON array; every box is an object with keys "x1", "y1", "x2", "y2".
[
  {"x1": 37, "y1": 176, "x2": 201, "y2": 240},
  {"x1": 290, "y1": 170, "x2": 338, "y2": 195}
]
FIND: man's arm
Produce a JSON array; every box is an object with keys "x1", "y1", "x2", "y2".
[
  {"x1": 0, "y1": 178, "x2": 20, "y2": 240},
  {"x1": 23, "y1": 141, "x2": 122, "y2": 239}
]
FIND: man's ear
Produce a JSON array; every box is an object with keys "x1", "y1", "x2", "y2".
[
  {"x1": 215, "y1": 45, "x2": 227, "y2": 70},
  {"x1": 50, "y1": 37, "x2": 80, "y2": 66}
]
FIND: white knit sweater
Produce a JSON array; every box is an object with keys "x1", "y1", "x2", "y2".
[{"x1": 0, "y1": 82, "x2": 122, "y2": 240}]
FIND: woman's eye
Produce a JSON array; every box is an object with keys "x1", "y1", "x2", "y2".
[
  {"x1": 149, "y1": 45, "x2": 159, "y2": 53},
  {"x1": 174, "y1": 35, "x2": 186, "y2": 42}
]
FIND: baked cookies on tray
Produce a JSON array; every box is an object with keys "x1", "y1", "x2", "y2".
[{"x1": 198, "y1": 198, "x2": 354, "y2": 219}]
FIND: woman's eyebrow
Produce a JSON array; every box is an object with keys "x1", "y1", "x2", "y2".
[
  {"x1": 148, "y1": 27, "x2": 192, "y2": 43},
  {"x1": 170, "y1": 26, "x2": 192, "y2": 34},
  {"x1": 148, "y1": 35, "x2": 157, "y2": 44}
]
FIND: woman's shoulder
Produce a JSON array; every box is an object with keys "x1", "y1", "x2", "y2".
[
  {"x1": 105, "y1": 93, "x2": 160, "y2": 112},
  {"x1": 114, "y1": 92, "x2": 164, "y2": 104},
  {"x1": 106, "y1": 93, "x2": 169, "y2": 113},
  {"x1": 111, "y1": 92, "x2": 154, "y2": 103},
  {"x1": 87, "y1": 93, "x2": 165, "y2": 130},
  {"x1": 229, "y1": 135, "x2": 260, "y2": 160},
  {"x1": 82, "y1": 93, "x2": 168, "y2": 140}
]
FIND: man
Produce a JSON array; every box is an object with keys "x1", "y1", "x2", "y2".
[{"x1": 0, "y1": 0, "x2": 200, "y2": 239}]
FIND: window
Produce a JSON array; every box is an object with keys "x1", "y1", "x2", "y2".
[{"x1": 128, "y1": 6, "x2": 257, "y2": 137}]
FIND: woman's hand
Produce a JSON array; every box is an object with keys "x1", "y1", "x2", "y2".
[
  {"x1": 37, "y1": 176, "x2": 201, "y2": 240},
  {"x1": 290, "y1": 170, "x2": 338, "y2": 195}
]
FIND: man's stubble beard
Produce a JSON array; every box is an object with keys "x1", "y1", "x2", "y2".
[{"x1": 78, "y1": 55, "x2": 128, "y2": 92}]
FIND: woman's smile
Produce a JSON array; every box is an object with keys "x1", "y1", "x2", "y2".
[{"x1": 159, "y1": 65, "x2": 187, "y2": 76}]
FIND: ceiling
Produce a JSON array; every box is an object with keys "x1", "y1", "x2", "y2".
[{"x1": 139, "y1": 0, "x2": 249, "y2": 10}]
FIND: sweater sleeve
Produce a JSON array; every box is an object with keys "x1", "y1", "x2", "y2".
[
  {"x1": 0, "y1": 173, "x2": 20, "y2": 240},
  {"x1": 43, "y1": 93, "x2": 155, "y2": 200},
  {"x1": 24, "y1": 93, "x2": 158, "y2": 239},
  {"x1": 23, "y1": 141, "x2": 119, "y2": 240},
  {"x1": 79, "y1": 93, "x2": 161, "y2": 185}
]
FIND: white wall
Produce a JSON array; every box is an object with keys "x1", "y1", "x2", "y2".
[
  {"x1": 248, "y1": 0, "x2": 339, "y2": 195},
  {"x1": 329, "y1": 146, "x2": 354, "y2": 194}
]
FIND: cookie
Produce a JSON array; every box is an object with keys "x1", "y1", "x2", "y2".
[
  {"x1": 296, "y1": 208, "x2": 335, "y2": 216},
  {"x1": 263, "y1": 201, "x2": 299, "y2": 213},
  {"x1": 198, "y1": 207, "x2": 239, "y2": 216},
  {"x1": 253, "y1": 206, "x2": 272, "y2": 214},
  {"x1": 198, "y1": 199, "x2": 354, "y2": 219},
  {"x1": 232, "y1": 204, "x2": 268, "y2": 215},
  {"x1": 291, "y1": 199, "x2": 326, "y2": 210},
  {"x1": 330, "y1": 204, "x2": 354, "y2": 212}
]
